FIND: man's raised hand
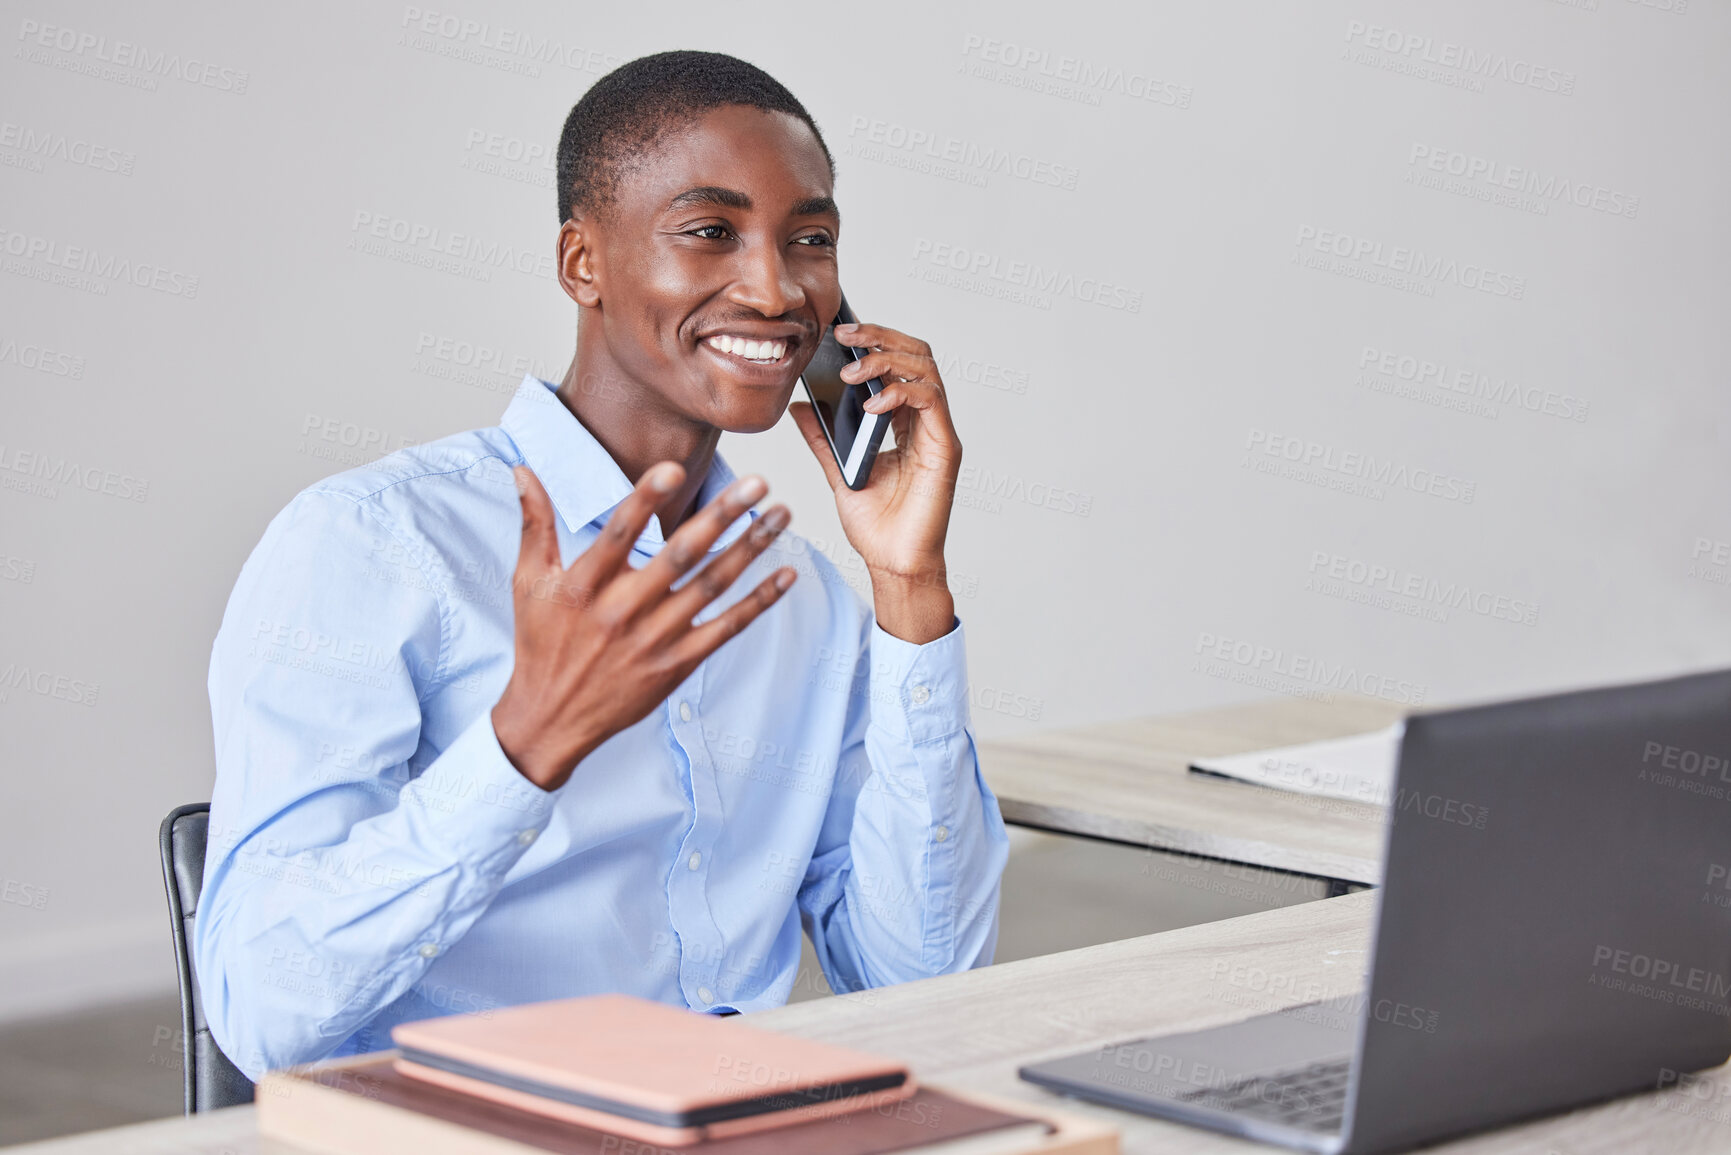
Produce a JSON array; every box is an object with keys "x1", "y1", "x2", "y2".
[{"x1": 489, "y1": 462, "x2": 796, "y2": 791}]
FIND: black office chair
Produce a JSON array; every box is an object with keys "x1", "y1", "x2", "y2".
[{"x1": 159, "y1": 803, "x2": 256, "y2": 1112}]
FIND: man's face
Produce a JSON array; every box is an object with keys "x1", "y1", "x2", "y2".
[{"x1": 581, "y1": 104, "x2": 842, "y2": 434}]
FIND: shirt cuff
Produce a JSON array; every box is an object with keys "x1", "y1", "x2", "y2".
[
  {"x1": 397, "y1": 710, "x2": 558, "y2": 866},
  {"x1": 866, "y1": 612, "x2": 971, "y2": 746}
]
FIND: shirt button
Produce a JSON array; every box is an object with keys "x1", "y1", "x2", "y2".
[
  {"x1": 688, "y1": 851, "x2": 702, "y2": 870},
  {"x1": 516, "y1": 829, "x2": 537, "y2": 846},
  {"x1": 911, "y1": 685, "x2": 931, "y2": 705},
  {"x1": 934, "y1": 825, "x2": 950, "y2": 843},
  {"x1": 679, "y1": 700, "x2": 693, "y2": 723},
  {"x1": 697, "y1": 986, "x2": 715, "y2": 1005},
  {"x1": 418, "y1": 943, "x2": 439, "y2": 958}
]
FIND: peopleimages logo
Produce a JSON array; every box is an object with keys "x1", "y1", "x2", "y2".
[
  {"x1": 15, "y1": 18, "x2": 251, "y2": 94},
  {"x1": 1295, "y1": 225, "x2": 1526, "y2": 300},
  {"x1": 0, "y1": 334, "x2": 85, "y2": 379},
  {"x1": 0, "y1": 444, "x2": 149, "y2": 502},
  {"x1": 413, "y1": 330, "x2": 549, "y2": 395},
  {"x1": 846, "y1": 116, "x2": 1080, "y2": 191},
  {"x1": 349, "y1": 210, "x2": 554, "y2": 281},
  {"x1": 1642, "y1": 740, "x2": 1730, "y2": 783},
  {"x1": 299, "y1": 414, "x2": 419, "y2": 469},
  {"x1": 0, "y1": 226, "x2": 200, "y2": 298},
  {"x1": 398, "y1": 7, "x2": 623, "y2": 76},
  {"x1": 0, "y1": 120, "x2": 135, "y2": 175},
  {"x1": 1591, "y1": 946, "x2": 1731, "y2": 1001},
  {"x1": 1244, "y1": 428, "x2": 1477, "y2": 505},
  {"x1": 1358, "y1": 345, "x2": 1588, "y2": 422},
  {"x1": 460, "y1": 127, "x2": 554, "y2": 189},
  {"x1": 909, "y1": 238, "x2": 1143, "y2": 313},
  {"x1": 1691, "y1": 537, "x2": 1731, "y2": 591},
  {"x1": 1343, "y1": 21, "x2": 1576, "y2": 95},
  {"x1": 0, "y1": 662, "x2": 100, "y2": 707},
  {"x1": 958, "y1": 34, "x2": 1193, "y2": 109},
  {"x1": 1407, "y1": 144, "x2": 1639, "y2": 220},
  {"x1": 1307, "y1": 551, "x2": 1539, "y2": 627},
  {"x1": 1193, "y1": 631, "x2": 1427, "y2": 706},
  {"x1": 934, "y1": 349, "x2": 1029, "y2": 396},
  {"x1": 955, "y1": 463, "x2": 1092, "y2": 517}
]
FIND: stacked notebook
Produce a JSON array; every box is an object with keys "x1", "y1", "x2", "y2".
[{"x1": 257, "y1": 993, "x2": 1116, "y2": 1154}]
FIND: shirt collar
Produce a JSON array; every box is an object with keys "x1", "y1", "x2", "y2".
[{"x1": 500, "y1": 374, "x2": 753, "y2": 551}]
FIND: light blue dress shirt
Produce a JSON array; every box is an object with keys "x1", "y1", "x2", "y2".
[{"x1": 195, "y1": 374, "x2": 1009, "y2": 1080}]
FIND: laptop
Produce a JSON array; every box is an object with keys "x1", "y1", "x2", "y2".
[{"x1": 1020, "y1": 669, "x2": 1731, "y2": 1153}]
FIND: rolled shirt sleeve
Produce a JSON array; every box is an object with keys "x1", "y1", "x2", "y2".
[
  {"x1": 798, "y1": 610, "x2": 1011, "y2": 992},
  {"x1": 194, "y1": 489, "x2": 554, "y2": 1080}
]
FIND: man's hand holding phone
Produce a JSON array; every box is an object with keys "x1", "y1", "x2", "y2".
[
  {"x1": 490, "y1": 463, "x2": 796, "y2": 792},
  {"x1": 788, "y1": 320, "x2": 961, "y2": 646}
]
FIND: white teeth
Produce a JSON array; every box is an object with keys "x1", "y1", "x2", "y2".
[{"x1": 706, "y1": 335, "x2": 785, "y2": 362}]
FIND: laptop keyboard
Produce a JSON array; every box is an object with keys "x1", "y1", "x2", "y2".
[{"x1": 1173, "y1": 1057, "x2": 1352, "y2": 1133}]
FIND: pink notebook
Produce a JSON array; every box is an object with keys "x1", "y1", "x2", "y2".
[{"x1": 391, "y1": 993, "x2": 917, "y2": 1147}]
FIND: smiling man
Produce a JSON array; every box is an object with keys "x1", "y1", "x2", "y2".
[{"x1": 195, "y1": 51, "x2": 1009, "y2": 1080}]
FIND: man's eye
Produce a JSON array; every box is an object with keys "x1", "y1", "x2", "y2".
[
  {"x1": 689, "y1": 225, "x2": 731, "y2": 240},
  {"x1": 794, "y1": 234, "x2": 835, "y2": 247}
]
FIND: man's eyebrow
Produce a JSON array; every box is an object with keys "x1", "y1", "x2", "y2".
[
  {"x1": 791, "y1": 194, "x2": 839, "y2": 220},
  {"x1": 666, "y1": 185, "x2": 752, "y2": 212},
  {"x1": 662, "y1": 186, "x2": 840, "y2": 222}
]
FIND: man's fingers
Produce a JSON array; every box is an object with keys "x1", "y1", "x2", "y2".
[
  {"x1": 862, "y1": 378, "x2": 949, "y2": 421},
  {"x1": 788, "y1": 401, "x2": 847, "y2": 492},
  {"x1": 833, "y1": 321, "x2": 931, "y2": 358},
  {"x1": 843, "y1": 350, "x2": 940, "y2": 388},
  {"x1": 861, "y1": 379, "x2": 962, "y2": 460},
  {"x1": 624, "y1": 473, "x2": 768, "y2": 597},
  {"x1": 668, "y1": 567, "x2": 797, "y2": 667},
  {"x1": 513, "y1": 466, "x2": 561, "y2": 573},
  {"x1": 646, "y1": 504, "x2": 791, "y2": 638},
  {"x1": 576, "y1": 460, "x2": 685, "y2": 587}
]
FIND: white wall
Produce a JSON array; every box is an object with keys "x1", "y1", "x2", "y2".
[{"x1": 2, "y1": 0, "x2": 1726, "y2": 1019}]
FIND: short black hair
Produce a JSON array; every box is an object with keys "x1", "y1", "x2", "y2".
[{"x1": 556, "y1": 51, "x2": 834, "y2": 224}]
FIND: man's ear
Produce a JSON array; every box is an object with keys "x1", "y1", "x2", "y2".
[{"x1": 556, "y1": 217, "x2": 602, "y2": 309}]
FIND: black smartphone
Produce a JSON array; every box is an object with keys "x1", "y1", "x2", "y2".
[{"x1": 798, "y1": 294, "x2": 890, "y2": 490}]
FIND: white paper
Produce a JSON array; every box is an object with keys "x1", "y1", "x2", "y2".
[{"x1": 1188, "y1": 723, "x2": 1404, "y2": 805}]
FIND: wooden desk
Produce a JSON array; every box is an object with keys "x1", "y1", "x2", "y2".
[
  {"x1": 979, "y1": 697, "x2": 1405, "y2": 888},
  {"x1": 16, "y1": 894, "x2": 1729, "y2": 1154}
]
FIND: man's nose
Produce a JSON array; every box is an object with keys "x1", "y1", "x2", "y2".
[{"x1": 727, "y1": 241, "x2": 805, "y2": 317}]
